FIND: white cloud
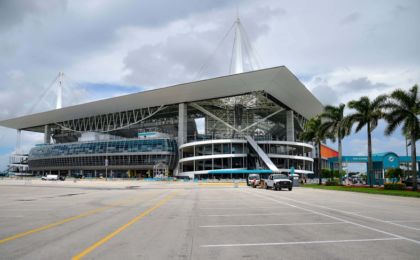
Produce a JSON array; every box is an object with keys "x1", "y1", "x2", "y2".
[
  {"x1": 122, "y1": 5, "x2": 282, "y2": 88},
  {"x1": 0, "y1": 0, "x2": 419, "y2": 170},
  {"x1": 306, "y1": 67, "x2": 420, "y2": 105}
]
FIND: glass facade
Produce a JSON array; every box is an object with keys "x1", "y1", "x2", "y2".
[
  {"x1": 30, "y1": 139, "x2": 177, "y2": 159},
  {"x1": 179, "y1": 139, "x2": 313, "y2": 176},
  {"x1": 26, "y1": 91, "x2": 314, "y2": 177},
  {"x1": 28, "y1": 139, "x2": 178, "y2": 171}
]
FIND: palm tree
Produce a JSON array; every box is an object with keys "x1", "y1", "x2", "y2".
[
  {"x1": 300, "y1": 116, "x2": 331, "y2": 185},
  {"x1": 320, "y1": 104, "x2": 351, "y2": 184},
  {"x1": 383, "y1": 85, "x2": 419, "y2": 191},
  {"x1": 347, "y1": 95, "x2": 388, "y2": 187}
]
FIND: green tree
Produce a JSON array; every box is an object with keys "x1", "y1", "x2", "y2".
[
  {"x1": 300, "y1": 116, "x2": 332, "y2": 185},
  {"x1": 385, "y1": 168, "x2": 404, "y2": 183},
  {"x1": 383, "y1": 85, "x2": 419, "y2": 191},
  {"x1": 320, "y1": 104, "x2": 350, "y2": 184},
  {"x1": 321, "y1": 169, "x2": 332, "y2": 180},
  {"x1": 347, "y1": 95, "x2": 388, "y2": 188}
]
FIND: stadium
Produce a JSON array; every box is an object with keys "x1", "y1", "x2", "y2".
[{"x1": 0, "y1": 66, "x2": 323, "y2": 179}]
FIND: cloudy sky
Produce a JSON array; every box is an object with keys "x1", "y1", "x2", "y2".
[{"x1": 0, "y1": 0, "x2": 419, "y2": 171}]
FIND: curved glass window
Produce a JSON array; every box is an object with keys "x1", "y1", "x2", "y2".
[{"x1": 29, "y1": 139, "x2": 177, "y2": 159}]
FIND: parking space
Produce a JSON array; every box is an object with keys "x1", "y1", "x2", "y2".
[
  {"x1": 0, "y1": 181, "x2": 420, "y2": 259},
  {"x1": 191, "y1": 187, "x2": 420, "y2": 259}
]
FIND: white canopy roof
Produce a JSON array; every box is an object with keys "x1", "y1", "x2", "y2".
[{"x1": 0, "y1": 66, "x2": 323, "y2": 131}]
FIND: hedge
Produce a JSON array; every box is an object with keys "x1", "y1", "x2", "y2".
[
  {"x1": 325, "y1": 180, "x2": 340, "y2": 186},
  {"x1": 384, "y1": 182, "x2": 406, "y2": 190}
]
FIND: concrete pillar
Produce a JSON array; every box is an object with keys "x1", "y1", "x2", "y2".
[
  {"x1": 286, "y1": 110, "x2": 295, "y2": 142},
  {"x1": 16, "y1": 130, "x2": 21, "y2": 154},
  {"x1": 178, "y1": 103, "x2": 187, "y2": 145},
  {"x1": 418, "y1": 162, "x2": 420, "y2": 177},
  {"x1": 44, "y1": 125, "x2": 51, "y2": 144}
]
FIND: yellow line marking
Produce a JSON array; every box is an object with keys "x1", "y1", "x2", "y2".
[
  {"x1": 0, "y1": 193, "x2": 157, "y2": 245},
  {"x1": 0, "y1": 206, "x2": 113, "y2": 244},
  {"x1": 72, "y1": 192, "x2": 177, "y2": 260}
]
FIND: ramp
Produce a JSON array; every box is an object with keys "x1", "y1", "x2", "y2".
[{"x1": 245, "y1": 135, "x2": 280, "y2": 173}]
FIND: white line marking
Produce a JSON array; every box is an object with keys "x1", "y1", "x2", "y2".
[
  {"x1": 386, "y1": 220, "x2": 420, "y2": 223},
  {"x1": 276, "y1": 193, "x2": 420, "y2": 233},
  {"x1": 199, "y1": 200, "x2": 242, "y2": 202},
  {"x1": 201, "y1": 237, "x2": 401, "y2": 248},
  {"x1": 244, "y1": 190, "x2": 420, "y2": 245},
  {"x1": 201, "y1": 212, "x2": 310, "y2": 217},
  {"x1": 200, "y1": 206, "x2": 289, "y2": 210},
  {"x1": 382, "y1": 221, "x2": 420, "y2": 231},
  {"x1": 200, "y1": 222, "x2": 343, "y2": 228}
]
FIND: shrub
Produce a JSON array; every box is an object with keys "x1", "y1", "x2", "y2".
[
  {"x1": 384, "y1": 182, "x2": 406, "y2": 190},
  {"x1": 322, "y1": 169, "x2": 345, "y2": 181},
  {"x1": 332, "y1": 170, "x2": 346, "y2": 179},
  {"x1": 385, "y1": 168, "x2": 404, "y2": 183},
  {"x1": 325, "y1": 180, "x2": 340, "y2": 186},
  {"x1": 321, "y1": 169, "x2": 333, "y2": 179}
]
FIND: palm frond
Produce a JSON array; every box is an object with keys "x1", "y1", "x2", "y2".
[
  {"x1": 390, "y1": 89, "x2": 412, "y2": 109},
  {"x1": 371, "y1": 94, "x2": 388, "y2": 108},
  {"x1": 355, "y1": 121, "x2": 366, "y2": 132},
  {"x1": 383, "y1": 85, "x2": 420, "y2": 138}
]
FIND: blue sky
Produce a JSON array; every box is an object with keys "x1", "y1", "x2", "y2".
[
  {"x1": 81, "y1": 82, "x2": 143, "y2": 101},
  {"x1": 0, "y1": 0, "x2": 419, "y2": 172}
]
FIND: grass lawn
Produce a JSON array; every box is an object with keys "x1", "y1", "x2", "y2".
[{"x1": 302, "y1": 184, "x2": 420, "y2": 198}]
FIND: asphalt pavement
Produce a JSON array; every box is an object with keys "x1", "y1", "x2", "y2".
[{"x1": 1, "y1": 180, "x2": 420, "y2": 259}]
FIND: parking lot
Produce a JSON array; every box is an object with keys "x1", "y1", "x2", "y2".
[{"x1": 1, "y1": 180, "x2": 420, "y2": 259}]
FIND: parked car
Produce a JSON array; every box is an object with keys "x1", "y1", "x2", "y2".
[
  {"x1": 247, "y1": 174, "x2": 261, "y2": 188},
  {"x1": 402, "y1": 177, "x2": 420, "y2": 187},
  {"x1": 265, "y1": 173, "x2": 293, "y2": 191},
  {"x1": 41, "y1": 175, "x2": 65, "y2": 181}
]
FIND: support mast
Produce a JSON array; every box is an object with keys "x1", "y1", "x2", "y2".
[
  {"x1": 56, "y1": 72, "x2": 63, "y2": 109},
  {"x1": 233, "y1": 18, "x2": 244, "y2": 74}
]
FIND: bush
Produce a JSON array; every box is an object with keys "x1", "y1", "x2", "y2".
[
  {"x1": 322, "y1": 169, "x2": 345, "y2": 180},
  {"x1": 325, "y1": 180, "x2": 340, "y2": 186},
  {"x1": 384, "y1": 182, "x2": 406, "y2": 190},
  {"x1": 385, "y1": 168, "x2": 404, "y2": 183},
  {"x1": 321, "y1": 169, "x2": 333, "y2": 179}
]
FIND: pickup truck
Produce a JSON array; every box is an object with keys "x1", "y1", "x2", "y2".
[
  {"x1": 41, "y1": 175, "x2": 65, "y2": 181},
  {"x1": 265, "y1": 173, "x2": 293, "y2": 191}
]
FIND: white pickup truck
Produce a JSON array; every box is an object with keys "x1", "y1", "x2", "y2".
[{"x1": 265, "y1": 173, "x2": 293, "y2": 191}]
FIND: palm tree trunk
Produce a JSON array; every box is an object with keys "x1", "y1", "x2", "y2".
[
  {"x1": 318, "y1": 142, "x2": 322, "y2": 185},
  {"x1": 411, "y1": 132, "x2": 417, "y2": 191},
  {"x1": 338, "y1": 136, "x2": 342, "y2": 185},
  {"x1": 367, "y1": 123, "x2": 373, "y2": 188}
]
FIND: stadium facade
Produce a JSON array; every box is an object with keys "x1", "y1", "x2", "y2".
[{"x1": 0, "y1": 67, "x2": 323, "y2": 179}]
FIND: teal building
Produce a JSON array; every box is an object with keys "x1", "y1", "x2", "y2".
[{"x1": 328, "y1": 152, "x2": 420, "y2": 185}]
